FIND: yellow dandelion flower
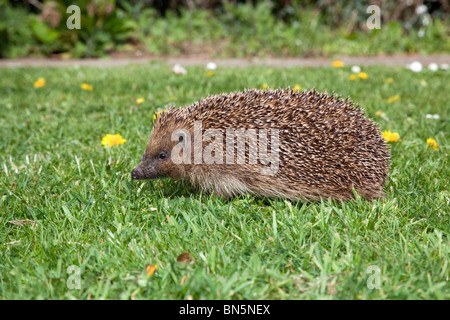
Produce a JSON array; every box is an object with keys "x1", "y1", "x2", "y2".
[
  {"x1": 292, "y1": 84, "x2": 302, "y2": 92},
  {"x1": 387, "y1": 95, "x2": 400, "y2": 103},
  {"x1": 34, "y1": 78, "x2": 46, "y2": 88},
  {"x1": 349, "y1": 75, "x2": 357, "y2": 81},
  {"x1": 375, "y1": 111, "x2": 385, "y2": 116},
  {"x1": 385, "y1": 77, "x2": 394, "y2": 84},
  {"x1": 101, "y1": 134, "x2": 126, "y2": 148},
  {"x1": 260, "y1": 83, "x2": 269, "y2": 90},
  {"x1": 426, "y1": 138, "x2": 439, "y2": 150},
  {"x1": 81, "y1": 83, "x2": 93, "y2": 91},
  {"x1": 358, "y1": 72, "x2": 368, "y2": 79},
  {"x1": 136, "y1": 98, "x2": 145, "y2": 105},
  {"x1": 206, "y1": 70, "x2": 214, "y2": 77},
  {"x1": 382, "y1": 130, "x2": 400, "y2": 143},
  {"x1": 332, "y1": 60, "x2": 345, "y2": 68},
  {"x1": 144, "y1": 264, "x2": 157, "y2": 277}
]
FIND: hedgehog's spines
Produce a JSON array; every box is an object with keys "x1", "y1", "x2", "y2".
[{"x1": 141, "y1": 88, "x2": 390, "y2": 201}]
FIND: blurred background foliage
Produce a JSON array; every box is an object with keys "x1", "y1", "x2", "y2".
[{"x1": 0, "y1": 0, "x2": 449, "y2": 58}]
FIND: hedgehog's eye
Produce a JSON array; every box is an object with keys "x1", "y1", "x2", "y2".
[
  {"x1": 179, "y1": 135, "x2": 184, "y2": 143},
  {"x1": 158, "y1": 152, "x2": 167, "y2": 160}
]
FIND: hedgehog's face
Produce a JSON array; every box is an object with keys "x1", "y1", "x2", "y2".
[{"x1": 131, "y1": 126, "x2": 185, "y2": 180}]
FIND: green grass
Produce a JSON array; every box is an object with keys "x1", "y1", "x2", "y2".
[{"x1": 0, "y1": 63, "x2": 448, "y2": 299}]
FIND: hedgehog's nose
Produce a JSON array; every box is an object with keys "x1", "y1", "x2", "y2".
[{"x1": 131, "y1": 168, "x2": 142, "y2": 179}]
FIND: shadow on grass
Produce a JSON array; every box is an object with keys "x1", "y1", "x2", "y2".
[{"x1": 127, "y1": 174, "x2": 386, "y2": 214}]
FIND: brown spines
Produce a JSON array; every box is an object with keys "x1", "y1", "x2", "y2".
[{"x1": 144, "y1": 88, "x2": 390, "y2": 201}]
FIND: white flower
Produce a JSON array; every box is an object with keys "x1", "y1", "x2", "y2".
[
  {"x1": 415, "y1": 4, "x2": 427, "y2": 15},
  {"x1": 428, "y1": 63, "x2": 438, "y2": 72},
  {"x1": 422, "y1": 14, "x2": 430, "y2": 26},
  {"x1": 440, "y1": 64, "x2": 449, "y2": 70},
  {"x1": 351, "y1": 65, "x2": 361, "y2": 73},
  {"x1": 426, "y1": 114, "x2": 440, "y2": 119},
  {"x1": 173, "y1": 64, "x2": 187, "y2": 75},
  {"x1": 206, "y1": 62, "x2": 217, "y2": 70},
  {"x1": 408, "y1": 61, "x2": 423, "y2": 72},
  {"x1": 418, "y1": 29, "x2": 425, "y2": 38}
]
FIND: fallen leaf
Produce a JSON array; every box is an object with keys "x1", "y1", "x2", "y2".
[
  {"x1": 180, "y1": 275, "x2": 189, "y2": 285},
  {"x1": 177, "y1": 252, "x2": 192, "y2": 263},
  {"x1": 327, "y1": 281, "x2": 337, "y2": 294}
]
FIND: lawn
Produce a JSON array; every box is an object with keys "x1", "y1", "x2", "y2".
[{"x1": 0, "y1": 63, "x2": 448, "y2": 299}]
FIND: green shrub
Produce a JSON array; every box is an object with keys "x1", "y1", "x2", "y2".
[
  {"x1": 0, "y1": 0, "x2": 448, "y2": 58},
  {"x1": 0, "y1": 0, "x2": 137, "y2": 58},
  {"x1": 0, "y1": 2, "x2": 37, "y2": 58}
]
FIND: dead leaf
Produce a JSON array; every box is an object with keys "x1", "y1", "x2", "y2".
[
  {"x1": 180, "y1": 275, "x2": 188, "y2": 285},
  {"x1": 327, "y1": 280, "x2": 337, "y2": 295},
  {"x1": 285, "y1": 258, "x2": 292, "y2": 268},
  {"x1": 177, "y1": 252, "x2": 192, "y2": 263}
]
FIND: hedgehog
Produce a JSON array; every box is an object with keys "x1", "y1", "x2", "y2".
[{"x1": 132, "y1": 88, "x2": 390, "y2": 201}]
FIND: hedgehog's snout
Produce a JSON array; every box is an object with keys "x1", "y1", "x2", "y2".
[
  {"x1": 131, "y1": 167, "x2": 143, "y2": 179},
  {"x1": 132, "y1": 159, "x2": 160, "y2": 180}
]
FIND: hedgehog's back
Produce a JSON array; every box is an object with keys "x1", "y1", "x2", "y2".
[{"x1": 174, "y1": 89, "x2": 390, "y2": 200}]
